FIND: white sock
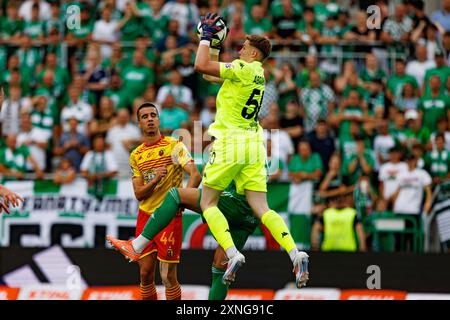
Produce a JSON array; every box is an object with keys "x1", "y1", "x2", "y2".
[
  {"x1": 225, "y1": 246, "x2": 239, "y2": 259},
  {"x1": 289, "y1": 249, "x2": 298, "y2": 263},
  {"x1": 132, "y1": 235, "x2": 149, "y2": 254}
]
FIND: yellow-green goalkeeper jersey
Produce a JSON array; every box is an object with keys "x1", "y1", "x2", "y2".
[{"x1": 208, "y1": 59, "x2": 266, "y2": 141}]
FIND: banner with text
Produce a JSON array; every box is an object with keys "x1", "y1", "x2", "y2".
[{"x1": 0, "y1": 180, "x2": 311, "y2": 249}]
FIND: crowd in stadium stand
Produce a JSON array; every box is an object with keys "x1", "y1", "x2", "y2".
[{"x1": 0, "y1": 0, "x2": 450, "y2": 251}]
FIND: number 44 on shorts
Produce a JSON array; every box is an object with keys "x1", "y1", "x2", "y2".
[{"x1": 160, "y1": 231, "x2": 175, "y2": 245}]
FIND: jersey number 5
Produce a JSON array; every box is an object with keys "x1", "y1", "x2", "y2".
[{"x1": 242, "y1": 89, "x2": 264, "y2": 120}]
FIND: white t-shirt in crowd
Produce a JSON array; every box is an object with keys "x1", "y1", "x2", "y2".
[
  {"x1": 106, "y1": 123, "x2": 141, "y2": 178},
  {"x1": 263, "y1": 129, "x2": 294, "y2": 180},
  {"x1": 373, "y1": 134, "x2": 396, "y2": 168},
  {"x1": 0, "y1": 98, "x2": 32, "y2": 135},
  {"x1": 92, "y1": 19, "x2": 119, "y2": 59},
  {"x1": 19, "y1": 0, "x2": 51, "y2": 21},
  {"x1": 393, "y1": 168, "x2": 432, "y2": 215},
  {"x1": 161, "y1": 2, "x2": 199, "y2": 36},
  {"x1": 17, "y1": 127, "x2": 51, "y2": 171},
  {"x1": 263, "y1": 129, "x2": 294, "y2": 166},
  {"x1": 61, "y1": 100, "x2": 93, "y2": 135},
  {"x1": 405, "y1": 59, "x2": 436, "y2": 87},
  {"x1": 378, "y1": 161, "x2": 409, "y2": 199},
  {"x1": 156, "y1": 85, "x2": 194, "y2": 111}
]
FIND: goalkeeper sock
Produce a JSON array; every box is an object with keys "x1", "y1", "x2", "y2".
[
  {"x1": 203, "y1": 206, "x2": 236, "y2": 255},
  {"x1": 208, "y1": 266, "x2": 228, "y2": 300},
  {"x1": 133, "y1": 188, "x2": 181, "y2": 252},
  {"x1": 261, "y1": 210, "x2": 297, "y2": 254}
]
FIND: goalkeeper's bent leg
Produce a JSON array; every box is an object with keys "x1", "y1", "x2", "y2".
[
  {"x1": 261, "y1": 210, "x2": 298, "y2": 261},
  {"x1": 203, "y1": 206, "x2": 238, "y2": 258},
  {"x1": 132, "y1": 187, "x2": 181, "y2": 253}
]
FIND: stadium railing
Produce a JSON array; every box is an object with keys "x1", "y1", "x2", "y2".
[{"x1": 364, "y1": 211, "x2": 422, "y2": 253}]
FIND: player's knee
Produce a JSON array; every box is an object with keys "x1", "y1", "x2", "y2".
[
  {"x1": 249, "y1": 202, "x2": 269, "y2": 219},
  {"x1": 199, "y1": 198, "x2": 211, "y2": 212},
  {"x1": 161, "y1": 268, "x2": 178, "y2": 287},
  {"x1": 140, "y1": 268, "x2": 155, "y2": 284}
]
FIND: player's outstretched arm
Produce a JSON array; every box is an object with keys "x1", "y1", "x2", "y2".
[{"x1": 203, "y1": 50, "x2": 224, "y2": 84}]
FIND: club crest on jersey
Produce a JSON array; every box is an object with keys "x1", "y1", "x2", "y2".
[
  {"x1": 159, "y1": 149, "x2": 164, "y2": 156},
  {"x1": 167, "y1": 247, "x2": 173, "y2": 258},
  {"x1": 225, "y1": 63, "x2": 233, "y2": 69}
]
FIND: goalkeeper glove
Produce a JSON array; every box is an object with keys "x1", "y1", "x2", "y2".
[{"x1": 200, "y1": 12, "x2": 225, "y2": 42}]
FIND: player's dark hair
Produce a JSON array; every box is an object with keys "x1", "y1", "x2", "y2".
[
  {"x1": 246, "y1": 35, "x2": 272, "y2": 61},
  {"x1": 136, "y1": 102, "x2": 159, "y2": 120}
]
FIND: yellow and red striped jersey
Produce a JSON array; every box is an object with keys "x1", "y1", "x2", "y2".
[{"x1": 130, "y1": 135, "x2": 193, "y2": 214}]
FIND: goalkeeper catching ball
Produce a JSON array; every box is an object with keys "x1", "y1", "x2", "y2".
[{"x1": 107, "y1": 12, "x2": 309, "y2": 291}]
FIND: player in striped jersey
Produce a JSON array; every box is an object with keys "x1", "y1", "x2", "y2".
[{"x1": 124, "y1": 102, "x2": 201, "y2": 300}]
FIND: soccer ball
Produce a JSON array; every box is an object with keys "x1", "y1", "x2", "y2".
[{"x1": 196, "y1": 18, "x2": 228, "y2": 47}]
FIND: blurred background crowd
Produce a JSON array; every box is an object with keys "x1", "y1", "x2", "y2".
[{"x1": 0, "y1": 0, "x2": 449, "y2": 252}]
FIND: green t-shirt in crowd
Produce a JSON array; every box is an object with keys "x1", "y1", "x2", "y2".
[
  {"x1": 17, "y1": 48, "x2": 43, "y2": 73},
  {"x1": 0, "y1": 145, "x2": 30, "y2": 176},
  {"x1": 359, "y1": 68, "x2": 387, "y2": 84},
  {"x1": 418, "y1": 93, "x2": 450, "y2": 133},
  {"x1": 121, "y1": 15, "x2": 143, "y2": 42},
  {"x1": 342, "y1": 150, "x2": 375, "y2": 185},
  {"x1": 425, "y1": 149, "x2": 450, "y2": 178},
  {"x1": 120, "y1": 64, "x2": 154, "y2": 98},
  {"x1": 336, "y1": 105, "x2": 365, "y2": 140},
  {"x1": 244, "y1": 16, "x2": 272, "y2": 36},
  {"x1": 386, "y1": 74, "x2": 418, "y2": 98},
  {"x1": 0, "y1": 17, "x2": 23, "y2": 38},
  {"x1": 23, "y1": 20, "x2": 46, "y2": 39},
  {"x1": 160, "y1": 107, "x2": 189, "y2": 132},
  {"x1": 423, "y1": 66, "x2": 450, "y2": 95},
  {"x1": 295, "y1": 68, "x2": 326, "y2": 88},
  {"x1": 288, "y1": 153, "x2": 323, "y2": 181},
  {"x1": 343, "y1": 85, "x2": 370, "y2": 102},
  {"x1": 67, "y1": 19, "x2": 93, "y2": 39},
  {"x1": 404, "y1": 127, "x2": 431, "y2": 148}
]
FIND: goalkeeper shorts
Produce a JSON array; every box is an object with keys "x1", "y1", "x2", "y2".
[{"x1": 202, "y1": 138, "x2": 267, "y2": 194}]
